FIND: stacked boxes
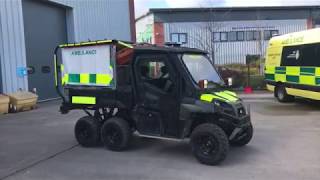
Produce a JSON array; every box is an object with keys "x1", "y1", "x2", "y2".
[
  {"x1": 8, "y1": 91, "x2": 38, "y2": 112},
  {"x1": 0, "y1": 95, "x2": 10, "y2": 114}
]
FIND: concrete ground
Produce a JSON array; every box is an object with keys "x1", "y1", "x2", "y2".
[{"x1": 1, "y1": 92, "x2": 320, "y2": 180}]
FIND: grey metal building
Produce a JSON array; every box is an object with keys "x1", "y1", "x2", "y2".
[
  {"x1": 136, "y1": 6, "x2": 320, "y2": 65},
  {"x1": 0, "y1": 0, "x2": 135, "y2": 100}
]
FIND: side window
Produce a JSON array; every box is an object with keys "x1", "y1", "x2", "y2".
[
  {"x1": 281, "y1": 46, "x2": 301, "y2": 66},
  {"x1": 300, "y1": 43, "x2": 320, "y2": 66},
  {"x1": 138, "y1": 57, "x2": 172, "y2": 91}
]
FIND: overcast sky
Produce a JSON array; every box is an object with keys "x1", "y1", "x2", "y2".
[{"x1": 135, "y1": 0, "x2": 320, "y2": 17}]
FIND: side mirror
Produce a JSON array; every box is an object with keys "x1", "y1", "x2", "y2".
[{"x1": 198, "y1": 79, "x2": 208, "y2": 90}]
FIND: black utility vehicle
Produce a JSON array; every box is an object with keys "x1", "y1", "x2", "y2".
[{"x1": 54, "y1": 40, "x2": 253, "y2": 165}]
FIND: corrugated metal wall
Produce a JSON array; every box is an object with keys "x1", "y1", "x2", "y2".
[
  {"x1": 0, "y1": 0, "x2": 131, "y2": 94},
  {"x1": 164, "y1": 19, "x2": 307, "y2": 64},
  {"x1": 0, "y1": 0, "x2": 28, "y2": 93},
  {"x1": 52, "y1": 0, "x2": 131, "y2": 42}
]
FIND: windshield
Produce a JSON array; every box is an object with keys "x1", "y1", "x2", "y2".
[{"x1": 182, "y1": 54, "x2": 223, "y2": 88}]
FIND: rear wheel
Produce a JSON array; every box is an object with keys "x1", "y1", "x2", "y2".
[
  {"x1": 101, "y1": 117, "x2": 131, "y2": 151},
  {"x1": 190, "y1": 123, "x2": 229, "y2": 165},
  {"x1": 75, "y1": 116, "x2": 100, "y2": 147},
  {"x1": 275, "y1": 85, "x2": 294, "y2": 102}
]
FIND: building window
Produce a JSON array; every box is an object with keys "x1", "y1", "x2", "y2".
[
  {"x1": 271, "y1": 30, "x2": 279, "y2": 37},
  {"x1": 170, "y1": 33, "x2": 188, "y2": 44},
  {"x1": 213, "y1": 32, "x2": 220, "y2": 42},
  {"x1": 264, "y1": 30, "x2": 279, "y2": 40},
  {"x1": 237, "y1": 31, "x2": 244, "y2": 41},
  {"x1": 246, "y1": 31, "x2": 254, "y2": 41},
  {"x1": 253, "y1": 31, "x2": 261, "y2": 40},
  {"x1": 228, "y1": 32, "x2": 237, "y2": 41},
  {"x1": 264, "y1": 30, "x2": 271, "y2": 40},
  {"x1": 220, "y1": 32, "x2": 228, "y2": 42}
]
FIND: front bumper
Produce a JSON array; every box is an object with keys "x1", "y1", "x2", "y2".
[
  {"x1": 228, "y1": 115, "x2": 251, "y2": 140},
  {"x1": 217, "y1": 103, "x2": 252, "y2": 141}
]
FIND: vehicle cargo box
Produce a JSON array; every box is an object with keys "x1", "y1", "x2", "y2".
[
  {"x1": 0, "y1": 94, "x2": 10, "y2": 114},
  {"x1": 8, "y1": 91, "x2": 38, "y2": 112}
]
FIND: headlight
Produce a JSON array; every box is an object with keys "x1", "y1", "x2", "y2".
[{"x1": 213, "y1": 100, "x2": 221, "y2": 106}]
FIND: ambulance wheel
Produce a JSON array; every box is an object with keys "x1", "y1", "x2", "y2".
[
  {"x1": 191, "y1": 123, "x2": 229, "y2": 165},
  {"x1": 101, "y1": 117, "x2": 131, "y2": 151},
  {"x1": 75, "y1": 116, "x2": 100, "y2": 147},
  {"x1": 275, "y1": 85, "x2": 294, "y2": 102}
]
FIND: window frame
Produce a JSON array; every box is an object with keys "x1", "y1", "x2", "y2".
[
  {"x1": 220, "y1": 32, "x2": 228, "y2": 42},
  {"x1": 228, "y1": 31, "x2": 237, "y2": 42},
  {"x1": 170, "y1": 33, "x2": 188, "y2": 44},
  {"x1": 237, "y1": 31, "x2": 245, "y2": 41},
  {"x1": 213, "y1": 32, "x2": 221, "y2": 42},
  {"x1": 246, "y1": 31, "x2": 254, "y2": 41}
]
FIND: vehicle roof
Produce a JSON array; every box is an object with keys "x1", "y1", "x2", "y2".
[
  {"x1": 133, "y1": 45, "x2": 207, "y2": 54},
  {"x1": 269, "y1": 28, "x2": 320, "y2": 47},
  {"x1": 58, "y1": 40, "x2": 207, "y2": 54}
]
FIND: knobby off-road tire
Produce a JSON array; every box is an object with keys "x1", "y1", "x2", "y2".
[
  {"x1": 275, "y1": 85, "x2": 294, "y2": 103},
  {"x1": 230, "y1": 123, "x2": 253, "y2": 147},
  {"x1": 191, "y1": 123, "x2": 229, "y2": 165},
  {"x1": 75, "y1": 116, "x2": 100, "y2": 147},
  {"x1": 101, "y1": 117, "x2": 131, "y2": 151}
]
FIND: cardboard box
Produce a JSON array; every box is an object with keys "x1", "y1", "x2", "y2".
[
  {"x1": 0, "y1": 94, "x2": 10, "y2": 114},
  {"x1": 8, "y1": 91, "x2": 38, "y2": 112}
]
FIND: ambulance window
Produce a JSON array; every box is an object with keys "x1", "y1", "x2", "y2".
[
  {"x1": 300, "y1": 43, "x2": 320, "y2": 66},
  {"x1": 281, "y1": 46, "x2": 301, "y2": 66}
]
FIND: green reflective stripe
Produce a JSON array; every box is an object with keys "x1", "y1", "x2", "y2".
[
  {"x1": 72, "y1": 96, "x2": 96, "y2": 105},
  {"x1": 300, "y1": 67, "x2": 315, "y2": 75},
  {"x1": 286, "y1": 75, "x2": 299, "y2": 83},
  {"x1": 265, "y1": 74, "x2": 275, "y2": 81},
  {"x1": 215, "y1": 92, "x2": 238, "y2": 102},
  {"x1": 89, "y1": 74, "x2": 96, "y2": 84},
  {"x1": 316, "y1": 77, "x2": 320, "y2": 85},
  {"x1": 200, "y1": 94, "x2": 228, "y2": 102},
  {"x1": 265, "y1": 66, "x2": 318, "y2": 85},
  {"x1": 69, "y1": 74, "x2": 80, "y2": 83},
  {"x1": 62, "y1": 73, "x2": 113, "y2": 86}
]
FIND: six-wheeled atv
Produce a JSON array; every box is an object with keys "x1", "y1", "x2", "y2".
[{"x1": 54, "y1": 40, "x2": 253, "y2": 165}]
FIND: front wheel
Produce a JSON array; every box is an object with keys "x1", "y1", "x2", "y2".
[
  {"x1": 275, "y1": 85, "x2": 294, "y2": 102},
  {"x1": 101, "y1": 117, "x2": 131, "y2": 151},
  {"x1": 190, "y1": 123, "x2": 229, "y2": 165},
  {"x1": 230, "y1": 123, "x2": 253, "y2": 146}
]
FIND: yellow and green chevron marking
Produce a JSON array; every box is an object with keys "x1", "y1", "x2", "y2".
[
  {"x1": 265, "y1": 66, "x2": 320, "y2": 85},
  {"x1": 200, "y1": 91, "x2": 239, "y2": 103},
  {"x1": 62, "y1": 73, "x2": 113, "y2": 86}
]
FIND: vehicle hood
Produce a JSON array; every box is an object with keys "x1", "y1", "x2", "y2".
[{"x1": 200, "y1": 90, "x2": 240, "y2": 103}]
